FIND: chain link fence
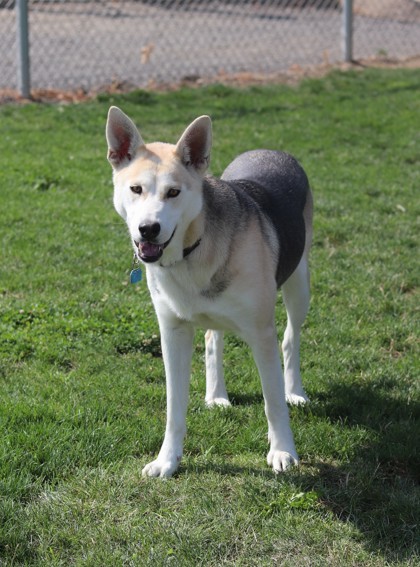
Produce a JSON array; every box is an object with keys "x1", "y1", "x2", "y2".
[{"x1": 1, "y1": 0, "x2": 420, "y2": 94}]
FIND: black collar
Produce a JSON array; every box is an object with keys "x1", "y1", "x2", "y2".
[{"x1": 183, "y1": 238, "x2": 201, "y2": 258}]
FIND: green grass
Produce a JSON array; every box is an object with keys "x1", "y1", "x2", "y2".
[{"x1": 0, "y1": 68, "x2": 419, "y2": 565}]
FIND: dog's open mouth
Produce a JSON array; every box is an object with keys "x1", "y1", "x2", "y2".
[
  {"x1": 138, "y1": 241, "x2": 164, "y2": 263},
  {"x1": 136, "y1": 228, "x2": 176, "y2": 264}
]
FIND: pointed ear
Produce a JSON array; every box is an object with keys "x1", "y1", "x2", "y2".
[
  {"x1": 106, "y1": 106, "x2": 144, "y2": 169},
  {"x1": 175, "y1": 115, "x2": 212, "y2": 174}
]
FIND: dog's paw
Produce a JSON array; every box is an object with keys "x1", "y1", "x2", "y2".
[
  {"x1": 205, "y1": 397, "x2": 231, "y2": 408},
  {"x1": 286, "y1": 392, "x2": 310, "y2": 406},
  {"x1": 267, "y1": 450, "x2": 299, "y2": 473},
  {"x1": 142, "y1": 458, "x2": 179, "y2": 479}
]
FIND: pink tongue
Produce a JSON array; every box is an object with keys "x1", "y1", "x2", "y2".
[{"x1": 139, "y1": 242, "x2": 161, "y2": 258}]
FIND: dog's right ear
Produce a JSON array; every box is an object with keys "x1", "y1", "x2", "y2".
[{"x1": 106, "y1": 106, "x2": 144, "y2": 169}]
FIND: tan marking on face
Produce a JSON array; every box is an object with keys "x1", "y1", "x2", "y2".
[
  {"x1": 114, "y1": 142, "x2": 196, "y2": 192},
  {"x1": 114, "y1": 143, "x2": 173, "y2": 184}
]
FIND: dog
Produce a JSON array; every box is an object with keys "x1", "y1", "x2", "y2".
[{"x1": 106, "y1": 107, "x2": 312, "y2": 478}]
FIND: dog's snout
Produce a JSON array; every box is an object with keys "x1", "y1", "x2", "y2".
[{"x1": 139, "y1": 222, "x2": 161, "y2": 241}]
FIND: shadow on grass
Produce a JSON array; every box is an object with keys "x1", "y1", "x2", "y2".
[
  {"x1": 299, "y1": 381, "x2": 419, "y2": 562},
  {"x1": 314, "y1": 379, "x2": 419, "y2": 480},
  {"x1": 185, "y1": 380, "x2": 419, "y2": 562},
  {"x1": 229, "y1": 392, "x2": 264, "y2": 406}
]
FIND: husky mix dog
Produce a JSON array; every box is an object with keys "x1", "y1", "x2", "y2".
[{"x1": 106, "y1": 108, "x2": 313, "y2": 478}]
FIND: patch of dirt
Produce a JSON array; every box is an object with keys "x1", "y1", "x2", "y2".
[
  {"x1": 1, "y1": 55, "x2": 420, "y2": 105},
  {"x1": 342, "y1": 0, "x2": 420, "y2": 21},
  {"x1": 182, "y1": 55, "x2": 420, "y2": 89}
]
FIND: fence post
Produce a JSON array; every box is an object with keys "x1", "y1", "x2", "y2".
[
  {"x1": 16, "y1": 0, "x2": 31, "y2": 98},
  {"x1": 343, "y1": 0, "x2": 353, "y2": 62}
]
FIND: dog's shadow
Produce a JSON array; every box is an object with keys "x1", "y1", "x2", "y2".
[
  {"x1": 183, "y1": 379, "x2": 419, "y2": 563},
  {"x1": 299, "y1": 381, "x2": 418, "y2": 562},
  {"x1": 307, "y1": 381, "x2": 418, "y2": 561},
  {"x1": 229, "y1": 392, "x2": 264, "y2": 407}
]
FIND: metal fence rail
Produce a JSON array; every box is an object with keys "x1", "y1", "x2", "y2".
[{"x1": 1, "y1": 0, "x2": 420, "y2": 95}]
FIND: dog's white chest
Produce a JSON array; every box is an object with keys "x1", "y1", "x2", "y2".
[{"x1": 146, "y1": 264, "x2": 241, "y2": 332}]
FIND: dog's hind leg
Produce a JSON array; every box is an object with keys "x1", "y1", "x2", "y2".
[
  {"x1": 281, "y1": 255, "x2": 310, "y2": 405},
  {"x1": 205, "y1": 330, "x2": 231, "y2": 407}
]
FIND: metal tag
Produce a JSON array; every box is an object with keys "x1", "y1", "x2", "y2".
[
  {"x1": 130, "y1": 267, "x2": 142, "y2": 284},
  {"x1": 130, "y1": 254, "x2": 142, "y2": 284}
]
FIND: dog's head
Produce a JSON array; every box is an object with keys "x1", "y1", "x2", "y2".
[{"x1": 106, "y1": 107, "x2": 212, "y2": 265}]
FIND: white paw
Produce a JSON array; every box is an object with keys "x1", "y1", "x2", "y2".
[
  {"x1": 286, "y1": 392, "x2": 310, "y2": 406},
  {"x1": 141, "y1": 457, "x2": 180, "y2": 479},
  {"x1": 267, "y1": 450, "x2": 299, "y2": 473},
  {"x1": 205, "y1": 397, "x2": 231, "y2": 408}
]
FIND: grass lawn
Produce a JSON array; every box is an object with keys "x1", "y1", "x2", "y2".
[{"x1": 0, "y1": 68, "x2": 419, "y2": 566}]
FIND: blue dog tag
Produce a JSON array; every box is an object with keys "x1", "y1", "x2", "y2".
[{"x1": 130, "y1": 267, "x2": 142, "y2": 284}]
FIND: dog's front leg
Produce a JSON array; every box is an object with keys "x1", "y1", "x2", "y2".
[
  {"x1": 249, "y1": 325, "x2": 299, "y2": 473},
  {"x1": 142, "y1": 316, "x2": 194, "y2": 478}
]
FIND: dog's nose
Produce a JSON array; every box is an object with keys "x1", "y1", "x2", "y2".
[{"x1": 139, "y1": 222, "x2": 161, "y2": 241}]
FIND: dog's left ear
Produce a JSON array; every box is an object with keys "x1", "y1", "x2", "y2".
[{"x1": 175, "y1": 116, "x2": 212, "y2": 174}]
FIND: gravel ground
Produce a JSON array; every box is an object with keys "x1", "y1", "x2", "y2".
[{"x1": 1, "y1": 2, "x2": 420, "y2": 92}]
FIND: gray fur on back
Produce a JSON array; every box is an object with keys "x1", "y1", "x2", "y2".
[
  {"x1": 222, "y1": 150, "x2": 308, "y2": 195},
  {"x1": 219, "y1": 150, "x2": 310, "y2": 287}
]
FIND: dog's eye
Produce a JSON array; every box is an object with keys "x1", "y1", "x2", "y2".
[
  {"x1": 167, "y1": 188, "x2": 181, "y2": 199},
  {"x1": 130, "y1": 185, "x2": 143, "y2": 195}
]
